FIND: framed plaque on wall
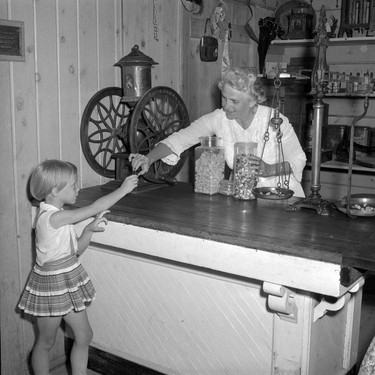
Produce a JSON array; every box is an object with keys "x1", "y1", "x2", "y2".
[{"x1": 0, "y1": 19, "x2": 25, "y2": 62}]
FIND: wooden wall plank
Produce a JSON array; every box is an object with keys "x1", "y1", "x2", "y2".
[
  {"x1": 35, "y1": 0, "x2": 60, "y2": 159},
  {"x1": 78, "y1": 0, "x2": 102, "y2": 188},
  {"x1": 97, "y1": 0, "x2": 121, "y2": 89},
  {"x1": 58, "y1": 0, "x2": 81, "y2": 165},
  {"x1": 1, "y1": 0, "x2": 39, "y2": 373}
]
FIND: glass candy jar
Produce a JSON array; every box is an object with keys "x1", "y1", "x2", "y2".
[
  {"x1": 232, "y1": 142, "x2": 258, "y2": 200},
  {"x1": 194, "y1": 136, "x2": 225, "y2": 195}
]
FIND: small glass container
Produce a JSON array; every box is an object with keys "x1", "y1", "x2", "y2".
[
  {"x1": 194, "y1": 136, "x2": 225, "y2": 195},
  {"x1": 218, "y1": 179, "x2": 234, "y2": 196},
  {"x1": 232, "y1": 142, "x2": 258, "y2": 200}
]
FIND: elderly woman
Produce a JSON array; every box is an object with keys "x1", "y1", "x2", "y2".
[{"x1": 130, "y1": 67, "x2": 307, "y2": 197}]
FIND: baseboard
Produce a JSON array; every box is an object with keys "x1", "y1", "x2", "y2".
[{"x1": 64, "y1": 337, "x2": 165, "y2": 375}]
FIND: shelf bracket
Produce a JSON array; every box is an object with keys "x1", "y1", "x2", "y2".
[
  {"x1": 313, "y1": 276, "x2": 365, "y2": 322},
  {"x1": 263, "y1": 281, "x2": 298, "y2": 323}
]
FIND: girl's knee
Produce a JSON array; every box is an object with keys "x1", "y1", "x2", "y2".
[
  {"x1": 36, "y1": 334, "x2": 57, "y2": 351},
  {"x1": 76, "y1": 325, "x2": 93, "y2": 346}
]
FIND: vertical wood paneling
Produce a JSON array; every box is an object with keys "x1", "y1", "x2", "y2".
[
  {"x1": 97, "y1": 0, "x2": 121, "y2": 89},
  {"x1": 1, "y1": 0, "x2": 39, "y2": 373},
  {"x1": 78, "y1": 0, "x2": 101, "y2": 188},
  {"x1": 58, "y1": 0, "x2": 81, "y2": 164},
  {"x1": 35, "y1": 0, "x2": 60, "y2": 159}
]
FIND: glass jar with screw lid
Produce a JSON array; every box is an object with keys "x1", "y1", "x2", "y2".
[
  {"x1": 232, "y1": 142, "x2": 258, "y2": 200},
  {"x1": 194, "y1": 136, "x2": 225, "y2": 195}
]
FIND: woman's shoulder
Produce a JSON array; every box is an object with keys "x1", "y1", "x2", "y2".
[
  {"x1": 200, "y1": 108, "x2": 225, "y2": 121},
  {"x1": 191, "y1": 108, "x2": 226, "y2": 131}
]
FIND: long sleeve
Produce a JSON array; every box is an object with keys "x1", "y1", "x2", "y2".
[{"x1": 159, "y1": 109, "x2": 223, "y2": 165}]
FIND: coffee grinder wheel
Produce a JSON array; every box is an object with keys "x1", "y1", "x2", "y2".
[{"x1": 80, "y1": 86, "x2": 190, "y2": 183}]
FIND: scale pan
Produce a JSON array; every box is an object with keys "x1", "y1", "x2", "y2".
[{"x1": 253, "y1": 187, "x2": 294, "y2": 200}]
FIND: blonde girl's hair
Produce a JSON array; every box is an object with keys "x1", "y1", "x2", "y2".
[
  {"x1": 29, "y1": 159, "x2": 77, "y2": 201},
  {"x1": 218, "y1": 67, "x2": 266, "y2": 103}
]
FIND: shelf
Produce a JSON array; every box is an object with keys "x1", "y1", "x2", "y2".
[
  {"x1": 307, "y1": 92, "x2": 375, "y2": 98},
  {"x1": 271, "y1": 36, "x2": 375, "y2": 47},
  {"x1": 306, "y1": 157, "x2": 375, "y2": 173}
]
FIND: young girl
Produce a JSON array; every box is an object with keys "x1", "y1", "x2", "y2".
[{"x1": 18, "y1": 159, "x2": 138, "y2": 375}]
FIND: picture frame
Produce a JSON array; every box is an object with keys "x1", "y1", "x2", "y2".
[{"x1": 0, "y1": 19, "x2": 25, "y2": 62}]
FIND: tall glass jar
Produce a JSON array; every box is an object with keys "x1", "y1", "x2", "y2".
[
  {"x1": 232, "y1": 142, "x2": 258, "y2": 200},
  {"x1": 194, "y1": 136, "x2": 225, "y2": 195}
]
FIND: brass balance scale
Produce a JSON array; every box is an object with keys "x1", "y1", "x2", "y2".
[
  {"x1": 287, "y1": 5, "x2": 375, "y2": 217},
  {"x1": 80, "y1": 45, "x2": 190, "y2": 186}
]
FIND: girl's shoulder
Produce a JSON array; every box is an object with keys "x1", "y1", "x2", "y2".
[{"x1": 37, "y1": 203, "x2": 60, "y2": 230}]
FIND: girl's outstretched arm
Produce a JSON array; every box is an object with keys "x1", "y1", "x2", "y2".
[{"x1": 51, "y1": 174, "x2": 138, "y2": 228}]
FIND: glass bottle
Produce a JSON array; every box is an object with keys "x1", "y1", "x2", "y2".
[
  {"x1": 194, "y1": 136, "x2": 225, "y2": 195},
  {"x1": 346, "y1": 72, "x2": 353, "y2": 94},
  {"x1": 232, "y1": 142, "x2": 258, "y2": 200}
]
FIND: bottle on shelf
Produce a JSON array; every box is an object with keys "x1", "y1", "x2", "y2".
[
  {"x1": 340, "y1": 72, "x2": 347, "y2": 93},
  {"x1": 346, "y1": 72, "x2": 354, "y2": 93},
  {"x1": 353, "y1": 73, "x2": 359, "y2": 92}
]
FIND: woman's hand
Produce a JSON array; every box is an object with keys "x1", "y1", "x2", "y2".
[
  {"x1": 249, "y1": 155, "x2": 290, "y2": 177},
  {"x1": 129, "y1": 153, "x2": 150, "y2": 176},
  {"x1": 249, "y1": 155, "x2": 271, "y2": 177}
]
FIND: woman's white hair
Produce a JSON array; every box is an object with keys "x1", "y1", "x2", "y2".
[{"x1": 218, "y1": 67, "x2": 266, "y2": 103}]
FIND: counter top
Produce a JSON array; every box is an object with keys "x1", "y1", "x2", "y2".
[{"x1": 69, "y1": 181, "x2": 375, "y2": 274}]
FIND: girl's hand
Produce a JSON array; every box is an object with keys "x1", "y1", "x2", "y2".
[
  {"x1": 86, "y1": 210, "x2": 110, "y2": 233},
  {"x1": 129, "y1": 153, "x2": 150, "y2": 176},
  {"x1": 120, "y1": 174, "x2": 138, "y2": 194}
]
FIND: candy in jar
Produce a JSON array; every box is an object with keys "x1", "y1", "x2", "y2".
[
  {"x1": 232, "y1": 142, "x2": 258, "y2": 200},
  {"x1": 194, "y1": 136, "x2": 225, "y2": 195}
]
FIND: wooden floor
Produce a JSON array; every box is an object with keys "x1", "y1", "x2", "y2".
[{"x1": 50, "y1": 276, "x2": 375, "y2": 375}]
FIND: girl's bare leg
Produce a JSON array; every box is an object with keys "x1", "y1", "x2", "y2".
[
  {"x1": 32, "y1": 316, "x2": 62, "y2": 375},
  {"x1": 64, "y1": 309, "x2": 93, "y2": 375}
]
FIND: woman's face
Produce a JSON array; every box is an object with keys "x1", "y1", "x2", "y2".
[{"x1": 221, "y1": 83, "x2": 253, "y2": 122}]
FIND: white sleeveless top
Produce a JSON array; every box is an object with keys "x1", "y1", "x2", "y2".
[{"x1": 35, "y1": 202, "x2": 78, "y2": 266}]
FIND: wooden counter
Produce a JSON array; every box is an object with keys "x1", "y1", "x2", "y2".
[
  {"x1": 74, "y1": 181, "x2": 375, "y2": 274},
  {"x1": 54, "y1": 181, "x2": 375, "y2": 375}
]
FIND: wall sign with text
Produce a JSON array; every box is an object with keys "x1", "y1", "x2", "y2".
[{"x1": 0, "y1": 19, "x2": 25, "y2": 62}]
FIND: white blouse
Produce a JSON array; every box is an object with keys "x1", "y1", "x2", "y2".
[
  {"x1": 161, "y1": 105, "x2": 307, "y2": 197},
  {"x1": 35, "y1": 202, "x2": 78, "y2": 266}
]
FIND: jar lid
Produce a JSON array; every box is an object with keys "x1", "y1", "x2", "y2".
[{"x1": 114, "y1": 45, "x2": 159, "y2": 67}]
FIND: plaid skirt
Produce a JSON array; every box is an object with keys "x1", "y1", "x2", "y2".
[{"x1": 18, "y1": 254, "x2": 96, "y2": 317}]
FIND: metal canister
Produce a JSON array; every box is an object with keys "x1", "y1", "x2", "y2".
[
  {"x1": 114, "y1": 45, "x2": 158, "y2": 104},
  {"x1": 354, "y1": 126, "x2": 371, "y2": 156}
]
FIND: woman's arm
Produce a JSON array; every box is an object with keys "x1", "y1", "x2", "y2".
[{"x1": 130, "y1": 143, "x2": 174, "y2": 175}]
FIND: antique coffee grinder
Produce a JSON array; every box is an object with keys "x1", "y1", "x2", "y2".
[
  {"x1": 115, "y1": 44, "x2": 158, "y2": 104},
  {"x1": 80, "y1": 45, "x2": 190, "y2": 184}
]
